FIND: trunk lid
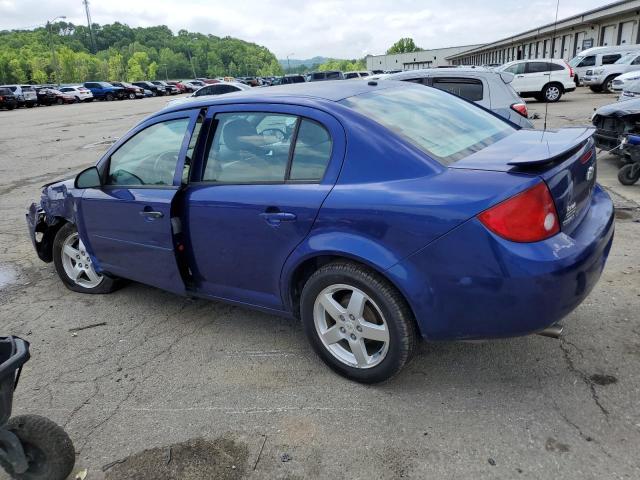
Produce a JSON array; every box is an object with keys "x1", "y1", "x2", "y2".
[{"x1": 451, "y1": 127, "x2": 597, "y2": 234}]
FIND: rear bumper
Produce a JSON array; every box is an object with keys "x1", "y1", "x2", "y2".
[{"x1": 388, "y1": 184, "x2": 615, "y2": 340}]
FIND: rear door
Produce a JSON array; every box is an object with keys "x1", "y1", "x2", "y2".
[
  {"x1": 184, "y1": 104, "x2": 345, "y2": 310},
  {"x1": 79, "y1": 109, "x2": 200, "y2": 294}
]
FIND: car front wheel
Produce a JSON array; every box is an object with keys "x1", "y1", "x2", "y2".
[
  {"x1": 300, "y1": 262, "x2": 416, "y2": 383},
  {"x1": 53, "y1": 223, "x2": 118, "y2": 294}
]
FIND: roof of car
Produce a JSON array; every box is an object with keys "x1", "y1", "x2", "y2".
[
  {"x1": 161, "y1": 79, "x2": 403, "y2": 115},
  {"x1": 386, "y1": 67, "x2": 497, "y2": 79}
]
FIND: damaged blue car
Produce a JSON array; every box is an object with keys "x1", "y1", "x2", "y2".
[{"x1": 27, "y1": 81, "x2": 614, "y2": 383}]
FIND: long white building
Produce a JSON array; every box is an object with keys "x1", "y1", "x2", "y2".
[{"x1": 365, "y1": 44, "x2": 483, "y2": 71}]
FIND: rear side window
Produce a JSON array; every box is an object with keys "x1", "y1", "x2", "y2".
[
  {"x1": 289, "y1": 120, "x2": 332, "y2": 181},
  {"x1": 526, "y1": 62, "x2": 551, "y2": 73},
  {"x1": 431, "y1": 77, "x2": 484, "y2": 102},
  {"x1": 602, "y1": 54, "x2": 621, "y2": 65},
  {"x1": 341, "y1": 86, "x2": 514, "y2": 164},
  {"x1": 311, "y1": 73, "x2": 325, "y2": 80},
  {"x1": 345, "y1": 72, "x2": 358, "y2": 79},
  {"x1": 631, "y1": 56, "x2": 640, "y2": 66},
  {"x1": 326, "y1": 72, "x2": 342, "y2": 80}
]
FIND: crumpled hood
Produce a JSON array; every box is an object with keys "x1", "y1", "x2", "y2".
[{"x1": 594, "y1": 98, "x2": 640, "y2": 117}]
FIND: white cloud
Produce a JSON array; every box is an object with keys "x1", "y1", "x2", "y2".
[{"x1": 0, "y1": 0, "x2": 613, "y2": 59}]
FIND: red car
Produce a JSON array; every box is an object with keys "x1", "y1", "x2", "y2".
[{"x1": 36, "y1": 88, "x2": 75, "y2": 105}]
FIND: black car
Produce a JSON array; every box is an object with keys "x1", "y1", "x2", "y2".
[
  {"x1": 151, "y1": 81, "x2": 178, "y2": 95},
  {"x1": 273, "y1": 75, "x2": 306, "y2": 85},
  {"x1": 132, "y1": 81, "x2": 165, "y2": 96},
  {"x1": 308, "y1": 71, "x2": 345, "y2": 82},
  {"x1": 0, "y1": 87, "x2": 18, "y2": 110},
  {"x1": 110, "y1": 82, "x2": 145, "y2": 99}
]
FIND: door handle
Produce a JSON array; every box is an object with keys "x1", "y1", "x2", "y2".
[
  {"x1": 516, "y1": 75, "x2": 525, "y2": 78},
  {"x1": 139, "y1": 209, "x2": 164, "y2": 219},
  {"x1": 260, "y1": 211, "x2": 297, "y2": 226}
]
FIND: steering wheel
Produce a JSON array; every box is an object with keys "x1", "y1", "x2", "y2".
[{"x1": 152, "y1": 151, "x2": 179, "y2": 179}]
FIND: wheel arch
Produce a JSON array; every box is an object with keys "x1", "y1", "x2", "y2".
[
  {"x1": 33, "y1": 216, "x2": 68, "y2": 262},
  {"x1": 283, "y1": 250, "x2": 419, "y2": 331},
  {"x1": 543, "y1": 81, "x2": 565, "y2": 93}
]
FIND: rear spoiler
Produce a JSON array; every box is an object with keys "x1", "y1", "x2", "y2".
[
  {"x1": 507, "y1": 127, "x2": 595, "y2": 166},
  {"x1": 498, "y1": 72, "x2": 515, "y2": 84}
]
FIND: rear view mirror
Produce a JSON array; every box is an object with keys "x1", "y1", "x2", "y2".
[{"x1": 75, "y1": 166, "x2": 102, "y2": 189}]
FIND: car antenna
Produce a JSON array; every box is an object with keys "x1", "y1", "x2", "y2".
[{"x1": 543, "y1": 0, "x2": 561, "y2": 133}]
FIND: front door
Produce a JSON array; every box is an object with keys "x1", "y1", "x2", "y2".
[
  {"x1": 185, "y1": 105, "x2": 345, "y2": 310},
  {"x1": 79, "y1": 110, "x2": 199, "y2": 294}
]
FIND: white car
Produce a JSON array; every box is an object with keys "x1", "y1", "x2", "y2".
[
  {"x1": 165, "y1": 81, "x2": 251, "y2": 108},
  {"x1": 58, "y1": 86, "x2": 94, "y2": 102},
  {"x1": 582, "y1": 52, "x2": 640, "y2": 93},
  {"x1": 611, "y1": 70, "x2": 640, "y2": 92},
  {"x1": 497, "y1": 59, "x2": 576, "y2": 102}
]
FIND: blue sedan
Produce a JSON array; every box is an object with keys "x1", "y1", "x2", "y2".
[{"x1": 26, "y1": 81, "x2": 614, "y2": 383}]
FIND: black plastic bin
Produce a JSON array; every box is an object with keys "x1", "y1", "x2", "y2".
[{"x1": 0, "y1": 336, "x2": 30, "y2": 427}]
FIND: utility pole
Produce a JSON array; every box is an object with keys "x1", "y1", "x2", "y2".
[
  {"x1": 83, "y1": 0, "x2": 96, "y2": 53},
  {"x1": 47, "y1": 15, "x2": 66, "y2": 82},
  {"x1": 187, "y1": 50, "x2": 197, "y2": 78},
  {"x1": 286, "y1": 53, "x2": 294, "y2": 73},
  {"x1": 162, "y1": 63, "x2": 168, "y2": 80}
]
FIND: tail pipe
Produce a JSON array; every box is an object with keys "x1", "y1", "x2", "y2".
[{"x1": 537, "y1": 324, "x2": 564, "y2": 339}]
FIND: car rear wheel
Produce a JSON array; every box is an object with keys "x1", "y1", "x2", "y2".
[
  {"x1": 74, "y1": 96, "x2": 80, "y2": 103},
  {"x1": 56, "y1": 98, "x2": 63, "y2": 105},
  {"x1": 53, "y1": 223, "x2": 118, "y2": 294},
  {"x1": 618, "y1": 163, "x2": 640, "y2": 185},
  {"x1": 300, "y1": 262, "x2": 417, "y2": 383},
  {"x1": 590, "y1": 85, "x2": 603, "y2": 93},
  {"x1": 542, "y1": 83, "x2": 562, "y2": 102}
]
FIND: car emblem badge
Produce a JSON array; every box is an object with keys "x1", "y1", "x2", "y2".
[{"x1": 586, "y1": 166, "x2": 595, "y2": 181}]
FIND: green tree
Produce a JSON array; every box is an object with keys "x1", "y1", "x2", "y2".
[
  {"x1": 147, "y1": 61, "x2": 158, "y2": 80},
  {"x1": 7, "y1": 58, "x2": 26, "y2": 83},
  {"x1": 107, "y1": 52, "x2": 125, "y2": 80},
  {"x1": 386, "y1": 38, "x2": 422, "y2": 54},
  {"x1": 126, "y1": 56, "x2": 145, "y2": 82}
]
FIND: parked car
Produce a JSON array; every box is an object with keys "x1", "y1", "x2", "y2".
[
  {"x1": 35, "y1": 88, "x2": 75, "y2": 106},
  {"x1": 344, "y1": 71, "x2": 371, "y2": 79},
  {"x1": 384, "y1": 67, "x2": 533, "y2": 128},
  {"x1": 110, "y1": 82, "x2": 144, "y2": 99},
  {"x1": 592, "y1": 95, "x2": 640, "y2": 151},
  {"x1": 83, "y1": 82, "x2": 125, "y2": 101},
  {"x1": 166, "y1": 81, "x2": 188, "y2": 93},
  {"x1": 58, "y1": 86, "x2": 93, "y2": 102},
  {"x1": 582, "y1": 52, "x2": 640, "y2": 93},
  {"x1": 26, "y1": 81, "x2": 613, "y2": 383},
  {"x1": 308, "y1": 71, "x2": 345, "y2": 81},
  {"x1": 610, "y1": 70, "x2": 640, "y2": 93},
  {"x1": 569, "y1": 45, "x2": 640, "y2": 85},
  {"x1": 0, "y1": 87, "x2": 17, "y2": 110},
  {"x1": 272, "y1": 75, "x2": 306, "y2": 85},
  {"x1": 618, "y1": 78, "x2": 640, "y2": 101},
  {"x1": 142, "y1": 88, "x2": 154, "y2": 98},
  {"x1": 132, "y1": 81, "x2": 165, "y2": 96},
  {"x1": 0, "y1": 85, "x2": 37, "y2": 107},
  {"x1": 152, "y1": 81, "x2": 179, "y2": 95},
  {"x1": 180, "y1": 81, "x2": 201, "y2": 93},
  {"x1": 497, "y1": 59, "x2": 576, "y2": 102},
  {"x1": 166, "y1": 81, "x2": 252, "y2": 108}
]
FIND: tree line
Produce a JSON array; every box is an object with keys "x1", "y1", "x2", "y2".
[{"x1": 0, "y1": 22, "x2": 284, "y2": 84}]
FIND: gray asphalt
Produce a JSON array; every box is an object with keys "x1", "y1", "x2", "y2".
[{"x1": 0, "y1": 89, "x2": 638, "y2": 479}]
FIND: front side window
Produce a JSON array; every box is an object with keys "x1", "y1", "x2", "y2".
[
  {"x1": 432, "y1": 77, "x2": 483, "y2": 102},
  {"x1": 107, "y1": 118, "x2": 190, "y2": 186},
  {"x1": 579, "y1": 56, "x2": 596, "y2": 67},
  {"x1": 341, "y1": 86, "x2": 514, "y2": 164},
  {"x1": 203, "y1": 113, "x2": 297, "y2": 182},
  {"x1": 503, "y1": 63, "x2": 524, "y2": 75}
]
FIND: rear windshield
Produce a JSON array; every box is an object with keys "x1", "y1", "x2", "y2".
[{"x1": 340, "y1": 86, "x2": 514, "y2": 164}]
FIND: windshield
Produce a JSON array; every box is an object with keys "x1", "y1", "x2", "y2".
[
  {"x1": 341, "y1": 86, "x2": 514, "y2": 164},
  {"x1": 569, "y1": 56, "x2": 584, "y2": 67},
  {"x1": 615, "y1": 53, "x2": 639, "y2": 64}
]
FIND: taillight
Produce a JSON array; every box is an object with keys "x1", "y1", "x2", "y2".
[
  {"x1": 579, "y1": 149, "x2": 593, "y2": 164},
  {"x1": 478, "y1": 182, "x2": 560, "y2": 242},
  {"x1": 564, "y1": 60, "x2": 574, "y2": 79},
  {"x1": 510, "y1": 102, "x2": 528, "y2": 118}
]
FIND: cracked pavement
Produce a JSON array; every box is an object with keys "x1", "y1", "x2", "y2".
[{"x1": 1, "y1": 90, "x2": 639, "y2": 479}]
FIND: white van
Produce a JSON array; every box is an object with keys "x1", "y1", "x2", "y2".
[{"x1": 570, "y1": 45, "x2": 640, "y2": 85}]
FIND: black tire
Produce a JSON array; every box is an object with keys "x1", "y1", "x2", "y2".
[
  {"x1": 300, "y1": 261, "x2": 417, "y2": 383},
  {"x1": 590, "y1": 85, "x2": 603, "y2": 93},
  {"x1": 7, "y1": 104, "x2": 15, "y2": 110},
  {"x1": 25, "y1": 103, "x2": 34, "y2": 108},
  {"x1": 152, "y1": 90, "x2": 157, "y2": 97},
  {"x1": 541, "y1": 83, "x2": 563, "y2": 102},
  {"x1": 574, "y1": 75, "x2": 580, "y2": 86},
  {"x1": 4, "y1": 415, "x2": 75, "y2": 480},
  {"x1": 74, "y1": 96, "x2": 80, "y2": 103},
  {"x1": 128, "y1": 92, "x2": 136, "y2": 99},
  {"x1": 56, "y1": 98, "x2": 63, "y2": 105},
  {"x1": 105, "y1": 93, "x2": 114, "y2": 101},
  {"x1": 618, "y1": 163, "x2": 640, "y2": 185},
  {"x1": 52, "y1": 222, "x2": 119, "y2": 294},
  {"x1": 603, "y1": 75, "x2": 618, "y2": 94}
]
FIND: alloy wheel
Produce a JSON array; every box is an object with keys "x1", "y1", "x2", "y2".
[
  {"x1": 60, "y1": 232, "x2": 103, "y2": 288},
  {"x1": 313, "y1": 284, "x2": 390, "y2": 369},
  {"x1": 545, "y1": 86, "x2": 560, "y2": 101}
]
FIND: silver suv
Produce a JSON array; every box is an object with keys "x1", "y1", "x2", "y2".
[
  {"x1": 383, "y1": 68, "x2": 533, "y2": 128},
  {"x1": 582, "y1": 51, "x2": 640, "y2": 93}
]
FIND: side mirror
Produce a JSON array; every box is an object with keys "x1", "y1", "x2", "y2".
[{"x1": 75, "y1": 166, "x2": 102, "y2": 189}]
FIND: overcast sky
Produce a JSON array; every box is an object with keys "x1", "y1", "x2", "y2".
[{"x1": 0, "y1": 0, "x2": 614, "y2": 59}]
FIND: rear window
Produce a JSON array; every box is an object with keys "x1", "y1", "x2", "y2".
[
  {"x1": 340, "y1": 86, "x2": 514, "y2": 164},
  {"x1": 0, "y1": 88, "x2": 11, "y2": 95},
  {"x1": 311, "y1": 73, "x2": 326, "y2": 80}
]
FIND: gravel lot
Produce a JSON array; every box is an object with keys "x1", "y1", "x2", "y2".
[{"x1": 1, "y1": 88, "x2": 639, "y2": 480}]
